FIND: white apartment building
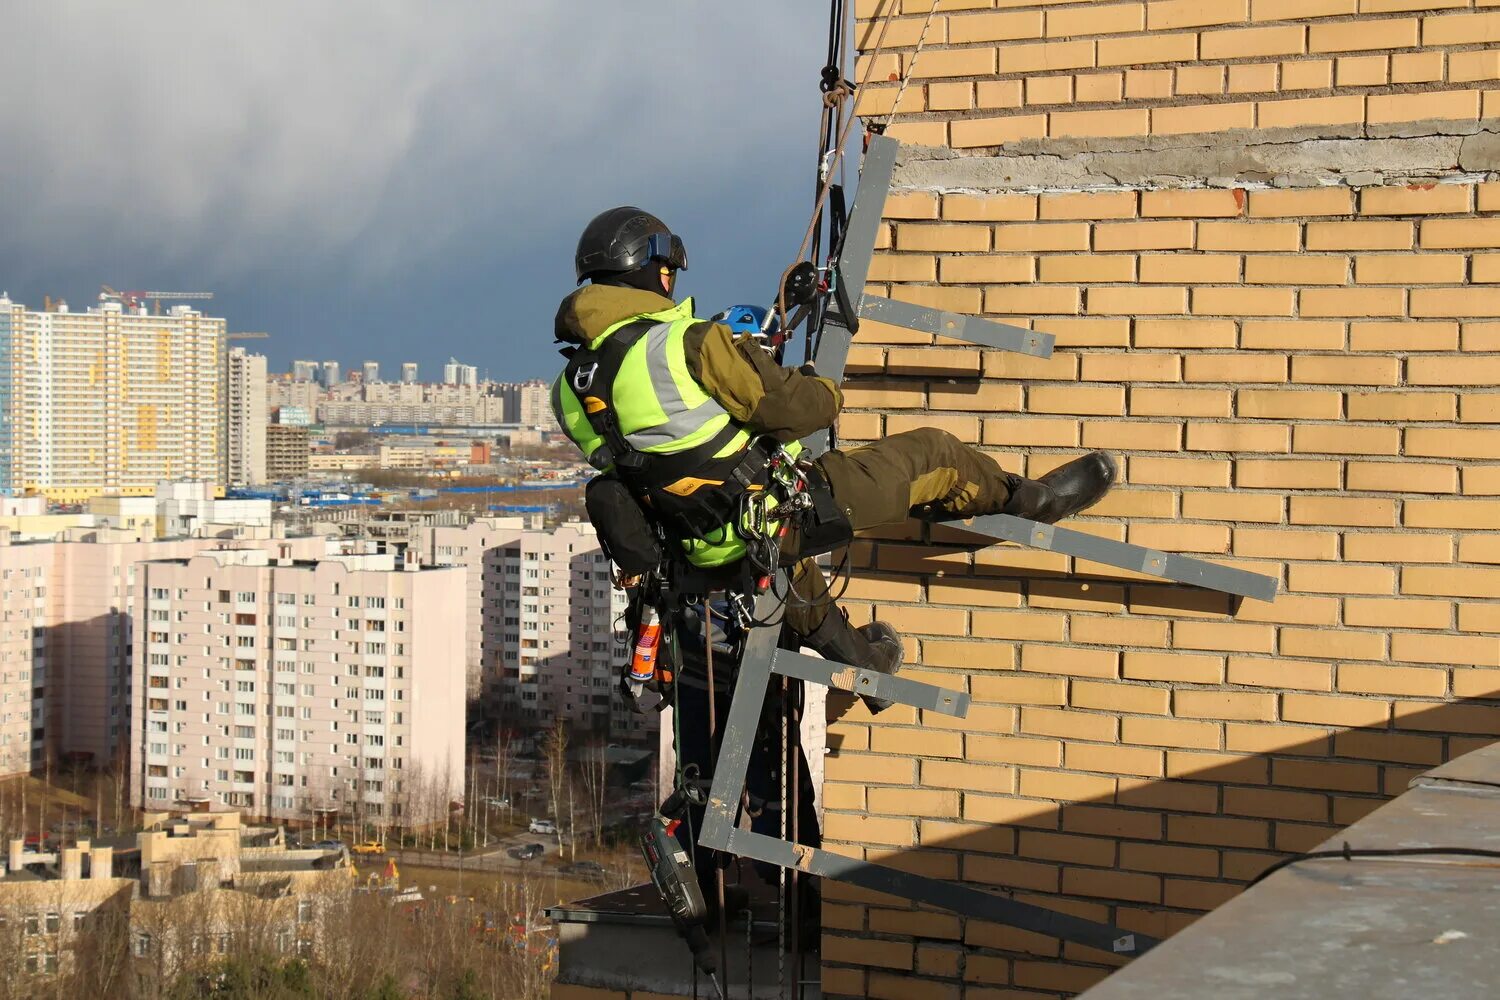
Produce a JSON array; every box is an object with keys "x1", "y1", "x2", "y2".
[
  {"x1": 129, "y1": 549, "x2": 465, "y2": 825},
  {"x1": 415, "y1": 518, "x2": 637, "y2": 739},
  {"x1": 0, "y1": 528, "x2": 333, "y2": 779},
  {"x1": 225, "y1": 348, "x2": 267, "y2": 486},
  {"x1": 8, "y1": 299, "x2": 223, "y2": 502}
]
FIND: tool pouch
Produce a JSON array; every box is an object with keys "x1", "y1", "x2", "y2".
[
  {"x1": 793, "y1": 462, "x2": 853, "y2": 559},
  {"x1": 585, "y1": 473, "x2": 664, "y2": 576}
]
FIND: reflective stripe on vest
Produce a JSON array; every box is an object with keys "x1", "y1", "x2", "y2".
[{"x1": 552, "y1": 303, "x2": 750, "y2": 470}]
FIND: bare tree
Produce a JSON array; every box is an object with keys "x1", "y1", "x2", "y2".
[
  {"x1": 541, "y1": 719, "x2": 568, "y2": 858},
  {"x1": 577, "y1": 737, "x2": 608, "y2": 849}
]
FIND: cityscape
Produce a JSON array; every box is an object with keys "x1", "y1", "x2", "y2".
[{"x1": 0, "y1": 289, "x2": 646, "y2": 996}]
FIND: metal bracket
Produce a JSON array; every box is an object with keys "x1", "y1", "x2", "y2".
[
  {"x1": 860, "y1": 295, "x2": 1055, "y2": 358},
  {"x1": 699, "y1": 591, "x2": 1159, "y2": 957},
  {"x1": 771, "y1": 648, "x2": 970, "y2": 717}
]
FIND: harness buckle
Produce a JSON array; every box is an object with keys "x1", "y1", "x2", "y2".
[{"x1": 572, "y1": 362, "x2": 599, "y2": 392}]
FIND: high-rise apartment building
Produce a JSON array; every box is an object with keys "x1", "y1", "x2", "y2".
[
  {"x1": 0, "y1": 528, "x2": 332, "y2": 779},
  {"x1": 400, "y1": 363, "x2": 418, "y2": 385},
  {"x1": 129, "y1": 548, "x2": 464, "y2": 822},
  {"x1": 265, "y1": 425, "x2": 310, "y2": 481},
  {"x1": 516, "y1": 380, "x2": 552, "y2": 427},
  {"x1": 224, "y1": 347, "x2": 267, "y2": 486},
  {"x1": 442, "y1": 359, "x2": 460, "y2": 386},
  {"x1": 0, "y1": 295, "x2": 17, "y2": 496},
  {"x1": 362, "y1": 361, "x2": 380, "y2": 384},
  {"x1": 5, "y1": 300, "x2": 222, "y2": 502},
  {"x1": 414, "y1": 518, "x2": 637, "y2": 739},
  {"x1": 319, "y1": 361, "x2": 340, "y2": 388},
  {"x1": 291, "y1": 360, "x2": 318, "y2": 383}
]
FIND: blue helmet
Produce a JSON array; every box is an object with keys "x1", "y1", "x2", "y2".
[{"x1": 711, "y1": 305, "x2": 779, "y2": 340}]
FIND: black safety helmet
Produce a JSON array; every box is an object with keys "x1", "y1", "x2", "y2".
[{"x1": 574, "y1": 206, "x2": 688, "y2": 285}]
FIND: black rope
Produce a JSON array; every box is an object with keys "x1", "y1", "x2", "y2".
[{"x1": 1247, "y1": 842, "x2": 1500, "y2": 888}]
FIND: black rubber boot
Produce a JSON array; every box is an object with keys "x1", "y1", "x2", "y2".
[
  {"x1": 804, "y1": 611, "x2": 903, "y2": 714},
  {"x1": 1001, "y1": 451, "x2": 1117, "y2": 524}
]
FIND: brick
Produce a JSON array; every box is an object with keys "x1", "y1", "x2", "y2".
[
  {"x1": 1344, "y1": 532, "x2": 1452, "y2": 564},
  {"x1": 1307, "y1": 221, "x2": 1413, "y2": 250},
  {"x1": 983, "y1": 284, "x2": 1081, "y2": 315},
  {"x1": 1252, "y1": 0, "x2": 1355, "y2": 20},
  {"x1": 1462, "y1": 531, "x2": 1500, "y2": 561},
  {"x1": 968, "y1": 734, "x2": 1062, "y2": 767},
  {"x1": 946, "y1": 9, "x2": 1043, "y2": 42},
  {"x1": 1300, "y1": 286, "x2": 1406, "y2": 317},
  {"x1": 1356, "y1": 253, "x2": 1466, "y2": 285},
  {"x1": 950, "y1": 114, "x2": 1048, "y2": 147},
  {"x1": 994, "y1": 222, "x2": 1091, "y2": 252},
  {"x1": 1291, "y1": 354, "x2": 1400, "y2": 386},
  {"x1": 1422, "y1": 217, "x2": 1500, "y2": 249},
  {"x1": 824, "y1": 751, "x2": 918, "y2": 786},
  {"x1": 996, "y1": 39, "x2": 1096, "y2": 74},
  {"x1": 1142, "y1": 189, "x2": 1245, "y2": 218},
  {"x1": 1245, "y1": 254, "x2": 1348, "y2": 285},
  {"x1": 1336, "y1": 54, "x2": 1389, "y2": 87},
  {"x1": 1129, "y1": 455, "x2": 1231, "y2": 487},
  {"x1": 1176, "y1": 65, "x2": 1227, "y2": 96},
  {"x1": 1025, "y1": 74, "x2": 1073, "y2": 105},
  {"x1": 868, "y1": 787, "x2": 962, "y2": 818},
  {"x1": 823, "y1": 934, "x2": 914, "y2": 971},
  {"x1": 943, "y1": 193, "x2": 1037, "y2": 221},
  {"x1": 1282, "y1": 693, "x2": 1389, "y2": 727},
  {"x1": 1361, "y1": 184, "x2": 1472, "y2": 216},
  {"x1": 1393, "y1": 633, "x2": 1500, "y2": 668},
  {"x1": 1347, "y1": 391, "x2": 1456, "y2": 421},
  {"x1": 1224, "y1": 786, "x2": 1328, "y2": 822},
  {"x1": 1165, "y1": 749, "x2": 1268, "y2": 783},
  {"x1": 1017, "y1": 829, "x2": 1118, "y2": 871},
  {"x1": 1391, "y1": 51, "x2": 1445, "y2": 84},
  {"x1": 1233, "y1": 527, "x2": 1338, "y2": 560},
  {"x1": 1121, "y1": 715, "x2": 1221, "y2": 749},
  {"x1": 1017, "y1": 767, "x2": 1116, "y2": 801},
  {"x1": 1310, "y1": 15, "x2": 1418, "y2": 51},
  {"x1": 1094, "y1": 220, "x2": 1195, "y2": 251},
  {"x1": 1393, "y1": 700, "x2": 1500, "y2": 736},
  {"x1": 1345, "y1": 597, "x2": 1452, "y2": 630},
  {"x1": 1129, "y1": 521, "x2": 1231, "y2": 553},
  {"x1": 1237, "y1": 388, "x2": 1341, "y2": 419},
  {"x1": 1280, "y1": 626, "x2": 1387, "y2": 661},
  {"x1": 1175, "y1": 620, "x2": 1276, "y2": 653},
  {"x1": 1126, "y1": 68, "x2": 1174, "y2": 98},
  {"x1": 1197, "y1": 221, "x2": 1300, "y2": 251},
  {"x1": 1450, "y1": 49, "x2": 1500, "y2": 84},
  {"x1": 1201, "y1": 24, "x2": 1306, "y2": 60},
  {"x1": 1047, "y1": 0, "x2": 1146, "y2": 35},
  {"x1": 1153, "y1": 101, "x2": 1256, "y2": 134},
  {"x1": 1039, "y1": 190, "x2": 1137, "y2": 220},
  {"x1": 927, "y1": 81, "x2": 975, "y2": 111},
  {"x1": 1225, "y1": 722, "x2": 1332, "y2": 757},
  {"x1": 1413, "y1": 286, "x2": 1500, "y2": 318},
  {"x1": 1132, "y1": 318, "x2": 1233, "y2": 348},
  {"x1": 921, "y1": 760, "x2": 1018, "y2": 797},
  {"x1": 1274, "y1": 757, "x2": 1380, "y2": 793},
  {"x1": 1257, "y1": 95, "x2": 1364, "y2": 128},
  {"x1": 870, "y1": 727, "x2": 963, "y2": 759},
  {"x1": 1454, "y1": 670, "x2": 1500, "y2": 698},
  {"x1": 940, "y1": 255, "x2": 1035, "y2": 283},
  {"x1": 1287, "y1": 562, "x2": 1394, "y2": 595},
  {"x1": 1149, "y1": 0, "x2": 1248, "y2": 29},
  {"x1": 1407, "y1": 498, "x2": 1500, "y2": 529},
  {"x1": 1130, "y1": 386, "x2": 1232, "y2": 417},
  {"x1": 969, "y1": 673, "x2": 1066, "y2": 705},
  {"x1": 1087, "y1": 488, "x2": 1178, "y2": 519},
  {"x1": 1334, "y1": 728, "x2": 1444, "y2": 765},
  {"x1": 1348, "y1": 460, "x2": 1459, "y2": 493},
  {"x1": 1168, "y1": 814, "x2": 1269, "y2": 849},
  {"x1": 1039, "y1": 254, "x2": 1135, "y2": 283},
  {"x1": 975, "y1": 79, "x2": 1025, "y2": 109},
  {"x1": 983, "y1": 416, "x2": 1080, "y2": 447},
  {"x1": 913, "y1": 47, "x2": 1001, "y2": 80},
  {"x1": 1063, "y1": 867, "x2": 1162, "y2": 904},
  {"x1": 1349, "y1": 321, "x2": 1459, "y2": 352},
  {"x1": 1411, "y1": 357, "x2": 1500, "y2": 387},
  {"x1": 1089, "y1": 285, "x2": 1189, "y2": 314},
  {"x1": 1183, "y1": 354, "x2": 1287, "y2": 382},
  {"x1": 1071, "y1": 680, "x2": 1169, "y2": 716},
  {"x1": 1119, "y1": 841, "x2": 1218, "y2": 878},
  {"x1": 1473, "y1": 254, "x2": 1500, "y2": 283},
  {"x1": 1241, "y1": 319, "x2": 1345, "y2": 350},
  {"x1": 1426, "y1": 10, "x2": 1500, "y2": 44},
  {"x1": 1176, "y1": 689, "x2": 1277, "y2": 721},
  {"x1": 1227, "y1": 654, "x2": 1332, "y2": 691},
  {"x1": 1228, "y1": 62, "x2": 1279, "y2": 93},
  {"x1": 1081, "y1": 355, "x2": 1182, "y2": 384},
  {"x1": 1238, "y1": 458, "x2": 1341, "y2": 489},
  {"x1": 1186, "y1": 422, "x2": 1290, "y2": 453},
  {"x1": 868, "y1": 254, "x2": 939, "y2": 283},
  {"x1": 1098, "y1": 32, "x2": 1199, "y2": 67},
  {"x1": 885, "y1": 347, "x2": 978, "y2": 376},
  {"x1": 1183, "y1": 491, "x2": 1284, "y2": 522},
  {"x1": 1281, "y1": 58, "x2": 1334, "y2": 90},
  {"x1": 1021, "y1": 641, "x2": 1120, "y2": 677},
  {"x1": 928, "y1": 381, "x2": 1024, "y2": 414},
  {"x1": 1141, "y1": 254, "x2": 1242, "y2": 283},
  {"x1": 884, "y1": 120, "x2": 948, "y2": 146},
  {"x1": 1291, "y1": 496, "x2": 1395, "y2": 527},
  {"x1": 1077, "y1": 71, "x2": 1126, "y2": 102},
  {"x1": 1073, "y1": 616, "x2": 1172, "y2": 649},
  {"x1": 896, "y1": 224, "x2": 991, "y2": 253},
  {"x1": 1460, "y1": 602, "x2": 1500, "y2": 634},
  {"x1": 1194, "y1": 286, "x2": 1296, "y2": 316}
]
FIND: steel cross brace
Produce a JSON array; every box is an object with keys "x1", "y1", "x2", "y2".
[{"x1": 698, "y1": 588, "x2": 1157, "y2": 957}]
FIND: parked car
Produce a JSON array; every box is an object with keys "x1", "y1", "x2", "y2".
[
  {"x1": 483, "y1": 796, "x2": 510, "y2": 809},
  {"x1": 529, "y1": 818, "x2": 557, "y2": 835},
  {"x1": 508, "y1": 842, "x2": 546, "y2": 861},
  {"x1": 351, "y1": 840, "x2": 385, "y2": 856},
  {"x1": 313, "y1": 840, "x2": 344, "y2": 852},
  {"x1": 559, "y1": 860, "x2": 607, "y2": 881}
]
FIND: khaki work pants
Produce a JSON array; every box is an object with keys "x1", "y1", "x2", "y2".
[{"x1": 782, "y1": 427, "x2": 1014, "y2": 637}]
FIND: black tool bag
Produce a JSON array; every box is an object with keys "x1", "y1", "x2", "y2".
[
  {"x1": 585, "y1": 473, "x2": 664, "y2": 577},
  {"x1": 793, "y1": 461, "x2": 853, "y2": 559}
]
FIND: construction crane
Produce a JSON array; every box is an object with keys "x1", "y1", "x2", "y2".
[
  {"x1": 227, "y1": 332, "x2": 270, "y2": 341},
  {"x1": 99, "y1": 286, "x2": 213, "y2": 314}
]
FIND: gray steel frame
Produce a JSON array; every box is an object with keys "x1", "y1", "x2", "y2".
[{"x1": 699, "y1": 132, "x2": 1280, "y2": 961}]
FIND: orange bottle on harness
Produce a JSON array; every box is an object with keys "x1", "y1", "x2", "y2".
[{"x1": 629, "y1": 605, "x2": 661, "y2": 684}]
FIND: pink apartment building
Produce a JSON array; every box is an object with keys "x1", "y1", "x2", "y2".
[
  {"x1": 128, "y1": 548, "x2": 465, "y2": 825},
  {"x1": 415, "y1": 517, "x2": 638, "y2": 740},
  {"x1": 0, "y1": 527, "x2": 332, "y2": 779}
]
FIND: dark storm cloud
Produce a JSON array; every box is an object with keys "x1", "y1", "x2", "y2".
[{"x1": 0, "y1": 1, "x2": 831, "y2": 378}]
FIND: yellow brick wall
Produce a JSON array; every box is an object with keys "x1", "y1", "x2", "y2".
[{"x1": 827, "y1": 2, "x2": 1500, "y2": 997}]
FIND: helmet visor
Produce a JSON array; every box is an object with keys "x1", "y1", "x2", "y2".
[{"x1": 646, "y1": 232, "x2": 688, "y2": 272}]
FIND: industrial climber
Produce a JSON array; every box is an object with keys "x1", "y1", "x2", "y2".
[{"x1": 551, "y1": 205, "x2": 1120, "y2": 683}]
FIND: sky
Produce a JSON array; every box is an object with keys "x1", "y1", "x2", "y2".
[{"x1": 0, "y1": 2, "x2": 834, "y2": 381}]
